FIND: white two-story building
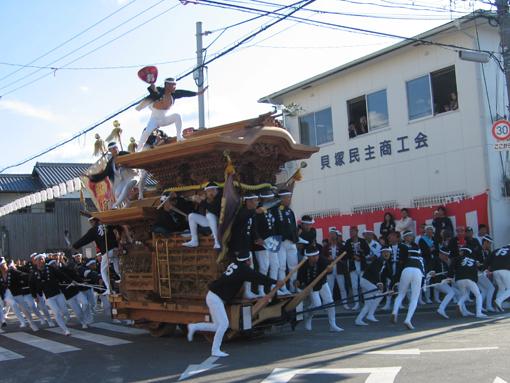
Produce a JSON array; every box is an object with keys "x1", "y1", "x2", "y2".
[{"x1": 260, "y1": 11, "x2": 510, "y2": 246}]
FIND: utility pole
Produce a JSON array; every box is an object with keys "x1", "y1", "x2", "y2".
[
  {"x1": 496, "y1": 0, "x2": 510, "y2": 115},
  {"x1": 194, "y1": 21, "x2": 206, "y2": 130}
]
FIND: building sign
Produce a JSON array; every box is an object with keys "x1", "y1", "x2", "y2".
[
  {"x1": 312, "y1": 192, "x2": 488, "y2": 240},
  {"x1": 320, "y1": 132, "x2": 428, "y2": 170}
]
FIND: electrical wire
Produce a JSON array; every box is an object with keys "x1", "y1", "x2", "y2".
[
  {"x1": 0, "y1": 57, "x2": 197, "y2": 71},
  {"x1": 0, "y1": 0, "x2": 315, "y2": 173},
  {"x1": 0, "y1": 0, "x2": 169, "y2": 93},
  {"x1": 0, "y1": 0, "x2": 140, "y2": 84},
  {"x1": 239, "y1": 0, "x2": 460, "y2": 19},
  {"x1": 0, "y1": 3, "x2": 180, "y2": 98},
  {"x1": 179, "y1": 0, "x2": 315, "y2": 80},
  {"x1": 0, "y1": 95, "x2": 144, "y2": 174},
  {"x1": 194, "y1": 0, "x2": 497, "y2": 54}
]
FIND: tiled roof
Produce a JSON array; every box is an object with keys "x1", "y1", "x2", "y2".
[
  {"x1": 0, "y1": 174, "x2": 44, "y2": 193},
  {"x1": 0, "y1": 161, "x2": 156, "y2": 194},
  {"x1": 33, "y1": 162, "x2": 92, "y2": 188}
]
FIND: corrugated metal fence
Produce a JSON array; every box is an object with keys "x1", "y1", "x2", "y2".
[{"x1": 0, "y1": 199, "x2": 82, "y2": 260}]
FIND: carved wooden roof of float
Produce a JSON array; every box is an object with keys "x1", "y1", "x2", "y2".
[{"x1": 116, "y1": 113, "x2": 319, "y2": 189}]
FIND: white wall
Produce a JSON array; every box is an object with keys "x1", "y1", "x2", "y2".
[{"x1": 275, "y1": 21, "x2": 509, "y2": 245}]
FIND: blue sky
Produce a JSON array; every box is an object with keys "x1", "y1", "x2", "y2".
[{"x1": 0, "y1": 0, "x2": 488, "y2": 173}]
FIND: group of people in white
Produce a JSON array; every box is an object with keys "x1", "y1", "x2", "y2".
[{"x1": 0, "y1": 252, "x2": 106, "y2": 336}]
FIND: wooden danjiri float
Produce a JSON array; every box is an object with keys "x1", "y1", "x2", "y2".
[{"x1": 91, "y1": 112, "x2": 319, "y2": 338}]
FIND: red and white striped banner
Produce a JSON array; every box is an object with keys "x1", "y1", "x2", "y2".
[{"x1": 313, "y1": 192, "x2": 489, "y2": 240}]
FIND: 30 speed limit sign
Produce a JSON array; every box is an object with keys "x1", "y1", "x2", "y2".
[{"x1": 492, "y1": 119, "x2": 510, "y2": 141}]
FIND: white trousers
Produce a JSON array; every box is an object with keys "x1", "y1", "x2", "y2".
[
  {"x1": 192, "y1": 291, "x2": 229, "y2": 354},
  {"x1": 66, "y1": 295, "x2": 87, "y2": 326},
  {"x1": 12, "y1": 294, "x2": 36, "y2": 325},
  {"x1": 255, "y1": 249, "x2": 278, "y2": 292},
  {"x1": 477, "y1": 272, "x2": 495, "y2": 310},
  {"x1": 85, "y1": 288, "x2": 96, "y2": 311},
  {"x1": 327, "y1": 269, "x2": 348, "y2": 303},
  {"x1": 77, "y1": 291, "x2": 94, "y2": 324},
  {"x1": 435, "y1": 282, "x2": 456, "y2": 313},
  {"x1": 23, "y1": 294, "x2": 50, "y2": 323},
  {"x1": 350, "y1": 269, "x2": 362, "y2": 304},
  {"x1": 101, "y1": 248, "x2": 118, "y2": 294},
  {"x1": 493, "y1": 269, "x2": 510, "y2": 305},
  {"x1": 188, "y1": 212, "x2": 219, "y2": 245},
  {"x1": 304, "y1": 283, "x2": 337, "y2": 330},
  {"x1": 56, "y1": 294, "x2": 71, "y2": 321},
  {"x1": 356, "y1": 278, "x2": 383, "y2": 322},
  {"x1": 0, "y1": 298, "x2": 5, "y2": 324},
  {"x1": 112, "y1": 179, "x2": 137, "y2": 209},
  {"x1": 4, "y1": 291, "x2": 27, "y2": 325},
  {"x1": 45, "y1": 294, "x2": 69, "y2": 333},
  {"x1": 456, "y1": 279, "x2": 483, "y2": 316},
  {"x1": 392, "y1": 267, "x2": 423, "y2": 323},
  {"x1": 278, "y1": 240, "x2": 298, "y2": 291},
  {"x1": 138, "y1": 110, "x2": 183, "y2": 148}
]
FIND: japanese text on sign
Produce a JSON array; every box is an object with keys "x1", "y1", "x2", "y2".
[{"x1": 320, "y1": 132, "x2": 428, "y2": 170}]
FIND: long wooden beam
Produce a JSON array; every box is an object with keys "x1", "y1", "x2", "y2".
[{"x1": 284, "y1": 252, "x2": 347, "y2": 312}]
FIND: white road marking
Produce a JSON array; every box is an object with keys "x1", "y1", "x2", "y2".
[
  {"x1": 46, "y1": 328, "x2": 131, "y2": 346},
  {"x1": 494, "y1": 378, "x2": 508, "y2": 383},
  {"x1": 90, "y1": 322, "x2": 149, "y2": 335},
  {"x1": 1, "y1": 332, "x2": 80, "y2": 353},
  {"x1": 178, "y1": 356, "x2": 221, "y2": 381},
  {"x1": 260, "y1": 367, "x2": 402, "y2": 383},
  {"x1": 0, "y1": 346, "x2": 24, "y2": 362},
  {"x1": 366, "y1": 346, "x2": 498, "y2": 356},
  {"x1": 367, "y1": 349, "x2": 420, "y2": 355}
]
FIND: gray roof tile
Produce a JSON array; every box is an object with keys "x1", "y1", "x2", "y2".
[{"x1": 0, "y1": 174, "x2": 44, "y2": 193}]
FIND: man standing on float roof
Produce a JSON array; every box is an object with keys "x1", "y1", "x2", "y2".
[{"x1": 137, "y1": 77, "x2": 208, "y2": 148}]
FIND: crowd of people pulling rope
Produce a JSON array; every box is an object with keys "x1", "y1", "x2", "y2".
[
  {"x1": 149, "y1": 181, "x2": 510, "y2": 358},
  {"x1": 2, "y1": 74, "x2": 509, "y2": 357},
  {"x1": 2, "y1": 182, "x2": 510, "y2": 359}
]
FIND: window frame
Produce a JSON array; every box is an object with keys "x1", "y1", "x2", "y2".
[
  {"x1": 346, "y1": 88, "x2": 389, "y2": 139},
  {"x1": 406, "y1": 65, "x2": 458, "y2": 122},
  {"x1": 298, "y1": 106, "x2": 334, "y2": 146}
]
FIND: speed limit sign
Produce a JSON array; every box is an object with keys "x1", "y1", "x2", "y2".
[{"x1": 492, "y1": 119, "x2": 510, "y2": 141}]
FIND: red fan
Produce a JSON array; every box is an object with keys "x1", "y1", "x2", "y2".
[{"x1": 138, "y1": 66, "x2": 158, "y2": 84}]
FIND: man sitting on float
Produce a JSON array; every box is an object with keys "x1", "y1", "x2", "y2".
[{"x1": 183, "y1": 182, "x2": 222, "y2": 249}]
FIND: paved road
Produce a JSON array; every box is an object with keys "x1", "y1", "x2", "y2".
[{"x1": 1, "y1": 308, "x2": 509, "y2": 383}]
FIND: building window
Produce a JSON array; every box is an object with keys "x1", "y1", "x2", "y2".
[
  {"x1": 298, "y1": 108, "x2": 333, "y2": 146},
  {"x1": 347, "y1": 89, "x2": 389, "y2": 139},
  {"x1": 406, "y1": 66, "x2": 458, "y2": 120},
  {"x1": 431, "y1": 66, "x2": 458, "y2": 114},
  {"x1": 45, "y1": 201, "x2": 55, "y2": 213}
]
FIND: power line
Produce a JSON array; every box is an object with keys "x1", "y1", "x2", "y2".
[
  {"x1": 177, "y1": 0, "x2": 315, "y2": 80},
  {"x1": 241, "y1": 0, "x2": 460, "y2": 19},
  {"x1": 0, "y1": 57, "x2": 196, "y2": 72},
  {"x1": 0, "y1": 0, "x2": 169, "y2": 93},
  {"x1": 203, "y1": 0, "x2": 303, "y2": 59},
  {"x1": 0, "y1": 0, "x2": 315, "y2": 173},
  {"x1": 0, "y1": 96, "x2": 144, "y2": 174},
  {"x1": 0, "y1": 3, "x2": 180, "y2": 98},
  {"x1": 194, "y1": 0, "x2": 497, "y2": 54},
  {"x1": 0, "y1": 0, "x2": 140, "y2": 84}
]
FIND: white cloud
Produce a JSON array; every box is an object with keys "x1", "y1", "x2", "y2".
[
  {"x1": 0, "y1": 99, "x2": 63, "y2": 123},
  {"x1": 79, "y1": 85, "x2": 90, "y2": 93}
]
